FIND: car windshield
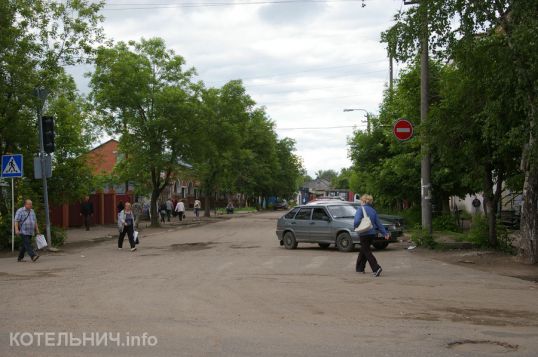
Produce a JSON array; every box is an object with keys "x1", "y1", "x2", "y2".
[{"x1": 327, "y1": 205, "x2": 357, "y2": 218}]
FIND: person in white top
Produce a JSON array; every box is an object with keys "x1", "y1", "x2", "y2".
[
  {"x1": 175, "y1": 200, "x2": 185, "y2": 221},
  {"x1": 194, "y1": 199, "x2": 201, "y2": 219}
]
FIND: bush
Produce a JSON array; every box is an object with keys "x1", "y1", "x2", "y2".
[
  {"x1": 433, "y1": 214, "x2": 459, "y2": 232},
  {"x1": 0, "y1": 222, "x2": 65, "y2": 250},
  {"x1": 464, "y1": 214, "x2": 489, "y2": 246},
  {"x1": 496, "y1": 224, "x2": 516, "y2": 255},
  {"x1": 400, "y1": 207, "x2": 421, "y2": 227},
  {"x1": 51, "y1": 226, "x2": 66, "y2": 247},
  {"x1": 411, "y1": 227, "x2": 437, "y2": 249}
]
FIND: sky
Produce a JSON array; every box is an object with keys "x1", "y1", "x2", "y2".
[{"x1": 67, "y1": 0, "x2": 405, "y2": 177}]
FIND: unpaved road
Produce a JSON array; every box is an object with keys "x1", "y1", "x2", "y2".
[{"x1": 1, "y1": 211, "x2": 537, "y2": 356}]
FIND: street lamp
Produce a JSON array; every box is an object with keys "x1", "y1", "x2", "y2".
[{"x1": 343, "y1": 108, "x2": 371, "y2": 133}]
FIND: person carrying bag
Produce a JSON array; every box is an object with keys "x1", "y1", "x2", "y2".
[{"x1": 353, "y1": 194, "x2": 390, "y2": 277}]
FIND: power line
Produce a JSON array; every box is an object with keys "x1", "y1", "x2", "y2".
[
  {"x1": 276, "y1": 125, "x2": 356, "y2": 130},
  {"x1": 103, "y1": 0, "x2": 368, "y2": 11},
  {"x1": 207, "y1": 59, "x2": 385, "y2": 86},
  {"x1": 258, "y1": 93, "x2": 359, "y2": 104}
]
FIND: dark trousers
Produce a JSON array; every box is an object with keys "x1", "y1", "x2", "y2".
[
  {"x1": 356, "y1": 235, "x2": 380, "y2": 272},
  {"x1": 83, "y1": 214, "x2": 91, "y2": 230},
  {"x1": 18, "y1": 234, "x2": 36, "y2": 260},
  {"x1": 178, "y1": 211, "x2": 184, "y2": 221},
  {"x1": 166, "y1": 209, "x2": 171, "y2": 222},
  {"x1": 118, "y1": 225, "x2": 135, "y2": 249}
]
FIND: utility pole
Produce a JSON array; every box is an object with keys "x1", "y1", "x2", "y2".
[
  {"x1": 404, "y1": 0, "x2": 432, "y2": 234},
  {"x1": 389, "y1": 53, "x2": 394, "y2": 92},
  {"x1": 35, "y1": 88, "x2": 53, "y2": 248}
]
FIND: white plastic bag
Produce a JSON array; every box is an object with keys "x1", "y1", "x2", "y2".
[
  {"x1": 133, "y1": 230, "x2": 139, "y2": 244},
  {"x1": 36, "y1": 234, "x2": 48, "y2": 250}
]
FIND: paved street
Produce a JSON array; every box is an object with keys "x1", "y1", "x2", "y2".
[{"x1": 1, "y1": 211, "x2": 537, "y2": 356}]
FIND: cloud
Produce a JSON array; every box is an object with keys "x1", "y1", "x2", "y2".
[{"x1": 67, "y1": 0, "x2": 403, "y2": 176}]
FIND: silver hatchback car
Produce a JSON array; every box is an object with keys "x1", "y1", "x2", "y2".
[{"x1": 276, "y1": 203, "x2": 398, "y2": 252}]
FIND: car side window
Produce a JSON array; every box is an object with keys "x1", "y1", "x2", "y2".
[
  {"x1": 312, "y1": 208, "x2": 330, "y2": 221},
  {"x1": 294, "y1": 208, "x2": 312, "y2": 220},
  {"x1": 284, "y1": 207, "x2": 299, "y2": 219}
]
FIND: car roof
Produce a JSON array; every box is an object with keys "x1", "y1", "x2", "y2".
[
  {"x1": 300, "y1": 202, "x2": 352, "y2": 208},
  {"x1": 305, "y1": 200, "x2": 352, "y2": 205}
]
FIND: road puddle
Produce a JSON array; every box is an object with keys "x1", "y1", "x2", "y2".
[
  {"x1": 170, "y1": 242, "x2": 218, "y2": 251},
  {"x1": 447, "y1": 339, "x2": 518, "y2": 353}
]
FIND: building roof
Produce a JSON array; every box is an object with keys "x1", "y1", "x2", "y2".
[
  {"x1": 303, "y1": 178, "x2": 332, "y2": 191},
  {"x1": 85, "y1": 139, "x2": 119, "y2": 176}
]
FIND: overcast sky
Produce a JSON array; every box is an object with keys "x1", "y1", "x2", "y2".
[{"x1": 67, "y1": 0, "x2": 404, "y2": 177}]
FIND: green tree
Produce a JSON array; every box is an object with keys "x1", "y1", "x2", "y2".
[
  {"x1": 0, "y1": 0, "x2": 104, "y2": 215},
  {"x1": 89, "y1": 38, "x2": 197, "y2": 226},
  {"x1": 383, "y1": 0, "x2": 536, "y2": 257},
  {"x1": 274, "y1": 138, "x2": 303, "y2": 198},
  {"x1": 314, "y1": 169, "x2": 338, "y2": 182}
]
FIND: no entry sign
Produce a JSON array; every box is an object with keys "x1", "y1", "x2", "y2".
[{"x1": 393, "y1": 118, "x2": 414, "y2": 141}]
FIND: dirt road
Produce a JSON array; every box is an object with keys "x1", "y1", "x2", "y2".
[{"x1": 1, "y1": 211, "x2": 537, "y2": 356}]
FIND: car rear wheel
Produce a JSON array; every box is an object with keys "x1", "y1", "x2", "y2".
[
  {"x1": 283, "y1": 232, "x2": 298, "y2": 249},
  {"x1": 372, "y1": 242, "x2": 389, "y2": 250},
  {"x1": 336, "y1": 232, "x2": 354, "y2": 252},
  {"x1": 318, "y1": 243, "x2": 330, "y2": 249}
]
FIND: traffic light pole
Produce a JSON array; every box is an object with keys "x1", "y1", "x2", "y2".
[{"x1": 36, "y1": 88, "x2": 53, "y2": 248}]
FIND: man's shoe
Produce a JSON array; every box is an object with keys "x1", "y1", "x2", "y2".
[
  {"x1": 31, "y1": 255, "x2": 40, "y2": 262},
  {"x1": 356, "y1": 270, "x2": 365, "y2": 274},
  {"x1": 373, "y1": 267, "x2": 382, "y2": 277},
  {"x1": 118, "y1": 247, "x2": 122, "y2": 250},
  {"x1": 130, "y1": 247, "x2": 137, "y2": 252},
  {"x1": 17, "y1": 258, "x2": 27, "y2": 262}
]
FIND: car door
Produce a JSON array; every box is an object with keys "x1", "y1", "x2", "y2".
[
  {"x1": 310, "y1": 207, "x2": 332, "y2": 242},
  {"x1": 292, "y1": 208, "x2": 313, "y2": 241}
]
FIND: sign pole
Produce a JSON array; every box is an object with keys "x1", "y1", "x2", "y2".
[{"x1": 11, "y1": 178, "x2": 14, "y2": 252}]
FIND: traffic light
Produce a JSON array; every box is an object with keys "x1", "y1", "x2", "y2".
[{"x1": 41, "y1": 116, "x2": 55, "y2": 153}]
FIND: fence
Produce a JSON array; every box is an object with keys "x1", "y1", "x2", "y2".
[{"x1": 50, "y1": 193, "x2": 134, "y2": 228}]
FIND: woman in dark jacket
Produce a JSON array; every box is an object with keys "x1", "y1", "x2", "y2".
[{"x1": 353, "y1": 194, "x2": 390, "y2": 277}]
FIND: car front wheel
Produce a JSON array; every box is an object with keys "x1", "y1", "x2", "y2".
[
  {"x1": 283, "y1": 232, "x2": 298, "y2": 249},
  {"x1": 336, "y1": 232, "x2": 354, "y2": 252}
]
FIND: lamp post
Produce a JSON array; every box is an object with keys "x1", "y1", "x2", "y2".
[{"x1": 343, "y1": 108, "x2": 370, "y2": 133}]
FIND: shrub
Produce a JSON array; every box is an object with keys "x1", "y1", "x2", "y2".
[
  {"x1": 432, "y1": 214, "x2": 459, "y2": 232},
  {"x1": 496, "y1": 224, "x2": 516, "y2": 255},
  {"x1": 411, "y1": 227, "x2": 437, "y2": 249},
  {"x1": 464, "y1": 214, "x2": 489, "y2": 246},
  {"x1": 51, "y1": 226, "x2": 66, "y2": 247}
]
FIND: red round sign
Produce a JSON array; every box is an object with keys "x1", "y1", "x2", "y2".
[{"x1": 393, "y1": 119, "x2": 414, "y2": 141}]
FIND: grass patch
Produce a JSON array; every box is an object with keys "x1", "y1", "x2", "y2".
[{"x1": 215, "y1": 207, "x2": 257, "y2": 215}]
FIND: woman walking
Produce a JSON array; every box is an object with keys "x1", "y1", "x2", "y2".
[
  {"x1": 118, "y1": 202, "x2": 137, "y2": 252},
  {"x1": 353, "y1": 194, "x2": 390, "y2": 277},
  {"x1": 193, "y1": 199, "x2": 201, "y2": 219}
]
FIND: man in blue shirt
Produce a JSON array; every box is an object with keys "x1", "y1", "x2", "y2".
[
  {"x1": 353, "y1": 194, "x2": 389, "y2": 277},
  {"x1": 14, "y1": 199, "x2": 40, "y2": 262}
]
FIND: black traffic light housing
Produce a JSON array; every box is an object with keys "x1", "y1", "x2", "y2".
[{"x1": 41, "y1": 116, "x2": 55, "y2": 153}]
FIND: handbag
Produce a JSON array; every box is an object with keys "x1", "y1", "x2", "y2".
[
  {"x1": 354, "y1": 205, "x2": 373, "y2": 233},
  {"x1": 36, "y1": 234, "x2": 48, "y2": 250}
]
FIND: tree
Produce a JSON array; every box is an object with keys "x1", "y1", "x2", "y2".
[
  {"x1": 383, "y1": 0, "x2": 537, "y2": 259},
  {"x1": 189, "y1": 82, "x2": 253, "y2": 216},
  {"x1": 273, "y1": 138, "x2": 303, "y2": 198},
  {"x1": 0, "y1": 1, "x2": 104, "y2": 217},
  {"x1": 314, "y1": 169, "x2": 338, "y2": 182},
  {"x1": 89, "y1": 38, "x2": 197, "y2": 227}
]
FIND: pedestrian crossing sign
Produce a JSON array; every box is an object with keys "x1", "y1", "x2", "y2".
[{"x1": 1, "y1": 154, "x2": 23, "y2": 178}]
